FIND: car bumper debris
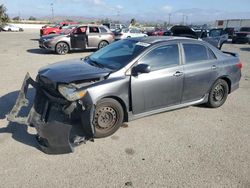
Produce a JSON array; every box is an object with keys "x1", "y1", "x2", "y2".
[{"x1": 7, "y1": 73, "x2": 94, "y2": 154}]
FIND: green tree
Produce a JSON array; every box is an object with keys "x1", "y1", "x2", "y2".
[
  {"x1": 0, "y1": 4, "x2": 9, "y2": 25},
  {"x1": 13, "y1": 16, "x2": 20, "y2": 21},
  {"x1": 28, "y1": 16, "x2": 36, "y2": 21}
]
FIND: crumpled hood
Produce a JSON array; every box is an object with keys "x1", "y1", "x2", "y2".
[{"x1": 38, "y1": 59, "x2": 112, "y2": 84}]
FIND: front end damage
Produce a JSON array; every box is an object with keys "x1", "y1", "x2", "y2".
[{"x1": 7, "y1": 73, "x2": 95, "y2": 154}]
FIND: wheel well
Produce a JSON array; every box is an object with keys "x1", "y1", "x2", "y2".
[
  {"x1": 56, "y1": 41, "x2": 70, "y2": 50},
  {"x1": 102, "y1": 96, "x2": 128, "y2": 122},
  {"x1": 99, "y1": 40, "x2": 109, "y2": 44},
  {"x1": 219, "y1": 77, "x2": 231, "y2": 93}
]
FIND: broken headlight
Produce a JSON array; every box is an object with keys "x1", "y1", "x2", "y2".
[{"x1": 58, "y1": 84, "x2": 87, "y2": 101}]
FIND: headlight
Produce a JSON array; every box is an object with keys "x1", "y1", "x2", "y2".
[
  {"x1": 58, "y1": 84, "x2": 87, "y2": 101},
  {"x1": 247, "y1": 34, "x2": 250, "y2": 38}
]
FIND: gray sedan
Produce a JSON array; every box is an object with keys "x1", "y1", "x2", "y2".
[{"x1": 8, "y1": 37, "x2": 242, "y2": 154}]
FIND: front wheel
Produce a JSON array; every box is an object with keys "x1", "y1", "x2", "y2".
[
  {"x1": 93, "y1": 98, "x2": 124, "y2": 138},
  {"x1": 98, "y1": 41, "x2": 108, "y2": 49},
  {"x1": 206, "y1": 79, "x2": 229, "y2": 108},
  {"x1": 55, "y1": 42, "x2": 69, "y2": 55}
]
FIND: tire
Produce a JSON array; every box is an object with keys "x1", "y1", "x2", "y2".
[
  {"x1": 206, "y1": 79, "x2": 229, "y2": 108},
  {"x1": 93, "y1": 98, "x2": 124, "y2": 138},
  {"x1": 232, "y1": 40, "x2": 235, "y2": 44},
  {"x1": 98, "y1": 41, "x2": 108, "y2": 49},
  {"x1": 8, "y1": 28, "x2": 11, "y2": 31},
  {"x1": 55, "y1": 42, "x2": 69, "y2": 55}
]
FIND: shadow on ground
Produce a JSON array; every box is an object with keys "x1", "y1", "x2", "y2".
[
  {"x1": 240, "y1": 47, "x2": 250, "y2": 52},
  {"x1": 27, "y1": 48, "x2": 54, "y2": 55},
  {"x1": 30, "y1": 39, "x2": 40, "y2": 41},
  {"x1": 27, "y1": 48, "x2": 95, "y2": 55},
  {"x1": 0, "y1": 89, "x2": 39, "y2": 150}
]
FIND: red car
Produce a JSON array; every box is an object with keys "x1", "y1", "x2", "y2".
[
  {"x1": 147, "y1": 28, "x2": 166, "y2": 36},
  {"x1": 40, "y1": 21, "x2": 79, "y2": 36}
]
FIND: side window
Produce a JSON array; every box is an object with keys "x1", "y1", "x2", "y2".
[
  {"x1": 139, "y1": 44, "x2": 179, "y2": 71},
  {"x1": 74, "y1": 27, "x2": 87, "y2": 34},
  {"x1": 208, "y1": 48, "x2": 217, "y2": 60},
  {"x1": 183, "y1": 43, "x2": 209, "y2": 63},
  {"x1": 99, "y1": 27, "x2": 108, "y2": 33},
  {"x1": 89, "y1": 27, "x2": 100, "y2": 33}
]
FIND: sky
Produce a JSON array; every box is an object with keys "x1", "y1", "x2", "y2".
[{"x1": 1, "y1": 0, "x2": 250, "y2": 23}]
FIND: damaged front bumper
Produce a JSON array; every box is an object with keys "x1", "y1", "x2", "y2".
[{"x1": 7, "y1": 73, "x2": 94, "y2": 154}]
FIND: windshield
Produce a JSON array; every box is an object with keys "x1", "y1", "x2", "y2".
[
  {"x1": 209, "y1": 29, "x2": 222, "y2": 37},
  {"x1": 88, "y1": 40, "x2": 149, "y2": 70},
  {"x1": 240, "y1": 27, "x2": 250, "y2": 32}
]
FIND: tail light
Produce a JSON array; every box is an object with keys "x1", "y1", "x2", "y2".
[{"x1": 237, "y1": 61, "x2": 243, "y2": 69}]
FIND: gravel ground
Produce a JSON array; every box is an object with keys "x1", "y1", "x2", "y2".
[{"x1": 0, "y1": 31, "x2": 249, "y2": 188}]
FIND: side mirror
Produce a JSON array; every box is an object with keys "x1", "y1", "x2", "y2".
[{"x1": 131, "y1": 64, "x2": 151, "y2": 76}]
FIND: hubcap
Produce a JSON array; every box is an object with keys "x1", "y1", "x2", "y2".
[
  {"x1": 94, "y1": 107, "x2": 117, "y2": 130},
  {"x1": 213, "y1": 84, "x2": 225, "y2": 102},
  {"x1": 57, "y1": 43, "x2": 68, "y2": 54},
  {"x1": 99, "y1": 42, "x2": 107, "y2": 49}
]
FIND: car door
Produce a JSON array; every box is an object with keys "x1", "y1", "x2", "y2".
[
  {"x1": 181, "y1": 43, "x2": 218, "y2": 103},
  {"x1": 131, "y1": 43, "x2": 184, "y2": 114},
  {"x1": 70, "y1": 26, "x2": 87, "y2": 49},
  {"x1": 87, "y1": 26, "x2": 101, "y2": 47}
]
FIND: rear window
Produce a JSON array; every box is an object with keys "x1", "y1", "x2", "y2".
[
  {"x1": 183, "y1": 43, "x2": 214, "y2": 63},
  {"x1": 99, "y1": 27, "x2": 108, "y2": 33}
]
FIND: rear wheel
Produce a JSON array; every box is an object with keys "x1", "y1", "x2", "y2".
[
  {"x1": 98, "y1": 41, "x2": 108, "y2": 49},
  {"x1": 55, "y1": 42, "x2": 69, "y2": 55},
  {"x1": 206, "y1": 79, "x2": 229, "y2": 108},
  {"x1": 93, "y1": 98, "x2": 124, "y2": 138}
]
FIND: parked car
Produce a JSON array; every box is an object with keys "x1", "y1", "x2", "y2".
[
  {"x1": 208, "y1": 28, "x2": 228, "y2": 48},
  {"x1": 39, "y1": 24, "x2": 114, "y2": 55},
  {"x1": 8, "y1": 36, "x2": 242, "y2": 154},
  {"x1": 103, "y1": 23, "x2": 126, "y2": 32},
  {"x1": 224, "y1": 27, "x2": 235, "y2": 39},
  {"x1": 1, "y1": 24, "x2": 23, "y2": 32},
  {"x1": 164, "y1": 25, "x2": 226, "y2": 49},
  {"x1": 115, "y1": 28, "x2": 147, "y2": 40},
  {"x1": 147, "y1": 28, "x2": 166, "y2": 36},
  {"x1": 40, "y1": 21, "x2": 79, "y2": 36},
  {"x1": 232, "y1": 27, "x2": 250, "y2": 44}
]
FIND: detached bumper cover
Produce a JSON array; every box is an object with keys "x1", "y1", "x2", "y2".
[{"x1": 7, "y1": 73, "x2": 92, "y2": 154}]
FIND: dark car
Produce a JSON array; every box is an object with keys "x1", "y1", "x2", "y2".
[
  {"x1": 224, "y1": 27, "x2": 235, "y2": 39},
  {"x1": 164, "y1": 25, "x2": 226, "y2": 49},
  {"x1": 232, "y1": 27, "x2": 250, "y2": 44},
  {"x1": 8, "y1": 37, "x2": 242, "y2": 154}
]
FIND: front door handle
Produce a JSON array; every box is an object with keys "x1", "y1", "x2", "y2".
[
  {"x1": 173, "y1": 71, "x2": 183, "y2": 77},
  {"x1": 211, "y1": 65, "x2": 217, "y2": 70}
]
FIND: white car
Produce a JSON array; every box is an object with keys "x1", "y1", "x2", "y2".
[
  {"x1": 2, "y1": 24, "x2": 23, "y2": 32},
  {"x1": 115, "y1": 28, "x2": 147, "y2": 40}
]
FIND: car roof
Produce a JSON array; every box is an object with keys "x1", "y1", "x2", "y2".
[{"x1": 130, "y1": 36, "x2": 199, "y2": 44}]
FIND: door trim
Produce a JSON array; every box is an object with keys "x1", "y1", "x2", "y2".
[{"x1": 128, "y1": 94, "x2": 208, "y2": 121}]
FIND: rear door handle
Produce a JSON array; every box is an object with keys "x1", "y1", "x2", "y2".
[
  {"x1": 173, "y1": 71, "x2": 183, "y2": 77},
  {"x1": 211, "y1": 65, "x2": 217, "y2": 70}
]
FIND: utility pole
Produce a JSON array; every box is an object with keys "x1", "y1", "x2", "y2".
[
  {"x1": 168, "y1": 13, "x2": 171, "y2": 26},
  {"x1": 51, "y1": 3, "x2": 54, "y2": 21},
  {"x1": 182, "y1": 14, "x2": 185, "y2": 25}
]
